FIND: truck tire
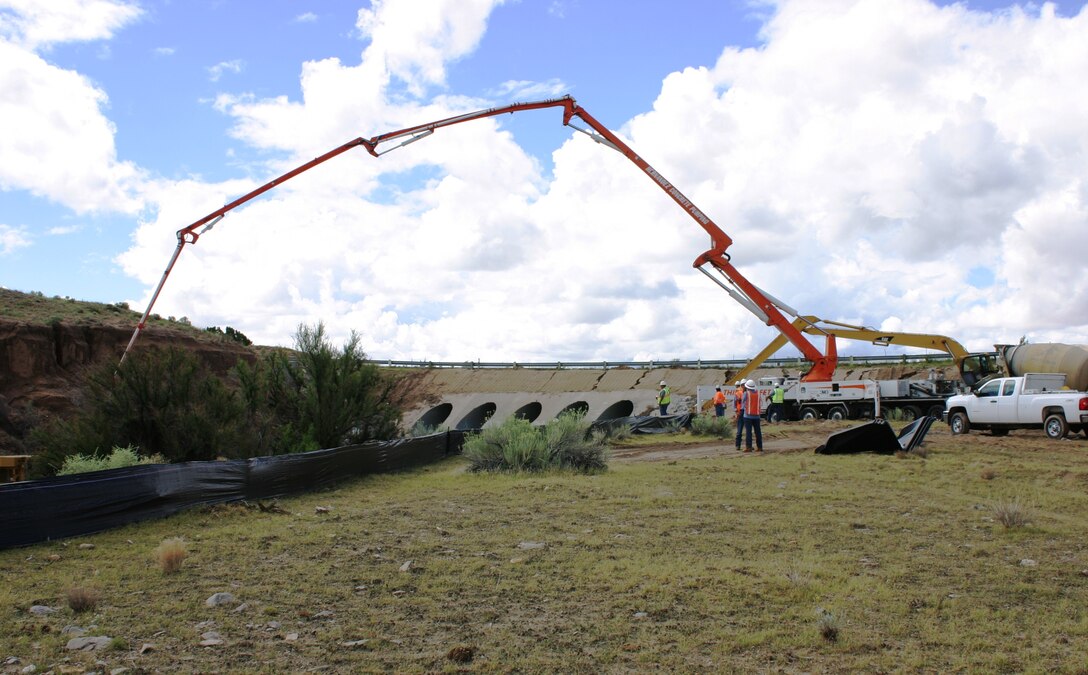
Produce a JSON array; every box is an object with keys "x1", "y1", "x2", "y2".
[
  {"x1": 799, "y1": 406, "x2": 820, "y2": 421},
  {"x1": 901, "y1": 405, "x2": 922, "y2": 421},
  {"x1": 927, "y1": 404, "x2": 945, "y2": 419},
  {"x1": 827, "y1": 406, "x2": 848, "y2": 421},
  {"x1": 1044, "y1": 413, "x2": 1069, "y2": 440},
  {"x1": 949, "y1": 411, "x2": 971, "y2": 435}
]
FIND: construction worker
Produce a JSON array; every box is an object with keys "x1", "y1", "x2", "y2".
[
  {"x1": 733, "y1": 380, "x2": 745, "y2": 450},
  {"x1": 767, "y1": 381, "x2": 786, "y2": 422},
  {"x1": 742, "y1": 379, "x2": 764, "y2": 452},
  {"x1": 712, "y1": 386, "x2": 727, "y2": 417},
  {"x1": 657, "y1": 380, "x2": 671, "y2": 416}
]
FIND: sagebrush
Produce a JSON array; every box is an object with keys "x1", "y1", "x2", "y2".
[
  {"x1": 462, "y1": 412, "x2": 608, "y2": 473},
  {"x1": 690, "y1": 414, "x2": 733, "y2": 437},
  {"x1": 57, "y1": 445, "x2": 165, "y2": 476}
]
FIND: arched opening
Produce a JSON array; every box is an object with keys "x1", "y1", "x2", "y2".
[
  {"x1": 513, "y1": 402, "x2": 542, "y2": 423},
  {"x1": 417, "y1": 403, "x2": 453, "y2": 428},
  {"x1": 596, "y1": 400, "x2": 634, "y2": 421},
  {"x1": 456, "y1": 402, "x2": 497, "y2": 430},
  {"x1": 557, "y1": 401, "x2": 589, "y2": 419}
]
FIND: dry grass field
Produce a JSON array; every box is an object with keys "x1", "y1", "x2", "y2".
[{"x1": 2, "y1": 422, "x2": 1087, "y2": 673}]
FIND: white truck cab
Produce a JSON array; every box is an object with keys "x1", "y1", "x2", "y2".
[{"x1": 945, "y1": 374, "x2": 1088, "y2": 439}]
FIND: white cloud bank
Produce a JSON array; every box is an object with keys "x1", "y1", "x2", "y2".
[
  {"x1": 0, "y1": 0, "x2": 144, "y2": 214},
  {"x1": 6, "y1": 0, "x2": 1088, "y2": 363}
]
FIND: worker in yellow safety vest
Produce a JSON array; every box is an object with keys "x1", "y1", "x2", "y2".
[
  {"x1": 657, "y1": 381, "x2": 671, "y2": 416},
  {"x1": 767, "y1": 382, "x2": 786, "y2": 423}
]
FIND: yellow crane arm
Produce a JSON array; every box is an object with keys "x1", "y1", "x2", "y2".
[{"x1": 732, "y1": 316, "x2": 972, "y2": 383}]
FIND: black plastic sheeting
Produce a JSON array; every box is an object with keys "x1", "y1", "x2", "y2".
[
  {"x1": 815, "y1": 416, "x2": 936, "y2": 455},
  {"x1": 592, "y1": 413, "x2": 693, "y2": 435},
  {"x1": 1, "y1": 414, "x2": 695, "y2": 550},
  {"x1": 0, "y1": 431, "x2": 465, "y2": 550}
]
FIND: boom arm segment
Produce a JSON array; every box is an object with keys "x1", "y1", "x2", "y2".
[
  {"x1": 732, "y1": 315, "x2": 975, "y2": 384},
  {"x1": 122, "y1": 95, "x2": 838, "y2": 380}
]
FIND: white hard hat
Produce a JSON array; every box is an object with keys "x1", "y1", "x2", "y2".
[
  {"x1": 659, "y1": 380, "x2": 667, "y2": 386},
  {"x1": 745, "y1": 379, "x2": 757, "y2": 390}
]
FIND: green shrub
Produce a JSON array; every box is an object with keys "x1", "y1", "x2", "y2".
[
  {"x1": 690, "y1": 414, "x2": 733, "y2": 437},
  {"x1": 30, "y1": 347, "x2": 252, "y2": 475},
  {"x1": 237, "y1": 322, "x2": 401, "y2": 453},
  {"x1": 463, "y1": 412, "x2": 607, "y2": 473},
  {"x1": 544, "y1": 412, "x2": 608, "y2": 470},
  {"x1": 597, "y1": 421, "x2": 631, "y2": 442},
  {"x1": 29, "y1": 323, "x2": 401, "y2": 476},
  {"x1": 205, "y1": 325, "x2": 253, "y2": 346},
  {"x1": 56, "y1": 445, "x2": 165, "y2": 476}
]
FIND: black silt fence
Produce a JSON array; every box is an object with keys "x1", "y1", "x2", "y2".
[{"x1": 0, "y1": 431, "x2": 466, "y2": 550}]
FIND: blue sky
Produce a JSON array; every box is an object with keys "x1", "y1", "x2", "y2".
[{"x1": 2, "y1": 0, "x2": 1087, "y2": 362}]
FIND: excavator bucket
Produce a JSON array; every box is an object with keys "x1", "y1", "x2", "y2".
[{"x1": 814, "y1": 416, "x2": 935, "y2": 455}]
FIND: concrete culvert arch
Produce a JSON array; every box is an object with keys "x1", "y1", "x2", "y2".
[
  {"x1": 417, "y1": 403, "x2": 453, "y2": 428},
  {"x1": 596, "y1": 400, "x2": 634, "y2": 422},
  {"x1": 456, "y1": 402, "x2": 497, "y2": 430},
  {"x1": 558, "y1": 401, "x2": 589, "y2": 419},
  {"x1": 513, "y1": 402, "x2": 543, "y2": 423}
]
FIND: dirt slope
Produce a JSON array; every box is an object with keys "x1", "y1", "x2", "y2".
[{"x1": 0, "y1": 319, "x2": 255, "y2": 454}]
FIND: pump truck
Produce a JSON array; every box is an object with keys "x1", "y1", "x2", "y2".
[{"x1": 120, "y1": 95, "x2": 1001, "y2": 386}]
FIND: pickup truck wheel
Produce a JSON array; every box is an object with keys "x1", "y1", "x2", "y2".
[
  {"x1": 1044, "y1": 414, "x2": 1069, "y2": 439},
  {"x1": 949, "y1": 411, "x2": 971, "y2": 435},
  {"x1": 799, "y1": 406, "x2": 820, "y2": 421},
  {"x1": 827, "y1": 406, "x2": 848, "y2": 421}
]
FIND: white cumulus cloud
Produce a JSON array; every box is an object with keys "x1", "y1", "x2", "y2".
[
  {"x1": 0, "y1": 223, "x2": 30, "y2": 254},
  {"x1": 0, "y1": 30, "x2": 144, "y2": 214},
  {"x1": 208, "y1": 59, "x2": 244, "y2": 82},
  {"x1": 0, "y1": 0, "x2": 141, "y2": 50}
]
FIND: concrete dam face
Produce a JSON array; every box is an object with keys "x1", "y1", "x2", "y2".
[
  {"x1": 399, "y1": 366, "x2": 724, "y2": 432},
  {"x1": 395, "y1": 362, "x2": 961, "y2": 432}
]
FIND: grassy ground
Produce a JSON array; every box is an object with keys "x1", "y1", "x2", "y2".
[{"x1": 2, "y1": 428, "x2": 1087, "y2": 673}]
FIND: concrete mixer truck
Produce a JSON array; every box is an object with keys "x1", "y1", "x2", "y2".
[{"x1": 994, "y1": 343, "x2": 1088, "y2": 392}]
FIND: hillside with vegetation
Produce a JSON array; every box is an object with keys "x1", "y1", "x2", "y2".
[{"x1": 0, "y1": 288, "x2": 403, "y2": 474}]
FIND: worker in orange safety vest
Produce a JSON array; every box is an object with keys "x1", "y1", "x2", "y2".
[
  {"x1": 712, "y1": 386, "x2": 727, "y2": 417},
  {"x1": 741, "y1": 379, "x2": 763, "y2": 452}
]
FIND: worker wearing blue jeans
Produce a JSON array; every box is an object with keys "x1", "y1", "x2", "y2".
[
  {"x1": 733, "y1": 381, "x2": 745, "y2": 450},
  {"x1": 741, "y1": 379, "x2": 763, "y2": 452}
]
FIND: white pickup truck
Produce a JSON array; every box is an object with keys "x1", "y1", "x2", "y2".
[{"x1": 945, "y1": 373, "x2": 1088, "y2": 439}]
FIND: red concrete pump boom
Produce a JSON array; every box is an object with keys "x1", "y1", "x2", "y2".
[{"x1": 122, "y1": 95, "x2": 838, "y2": 380}]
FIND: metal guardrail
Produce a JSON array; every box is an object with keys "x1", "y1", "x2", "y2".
[{"x1": 378, "y1": 353, "x2": 954, "y2": 370}]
